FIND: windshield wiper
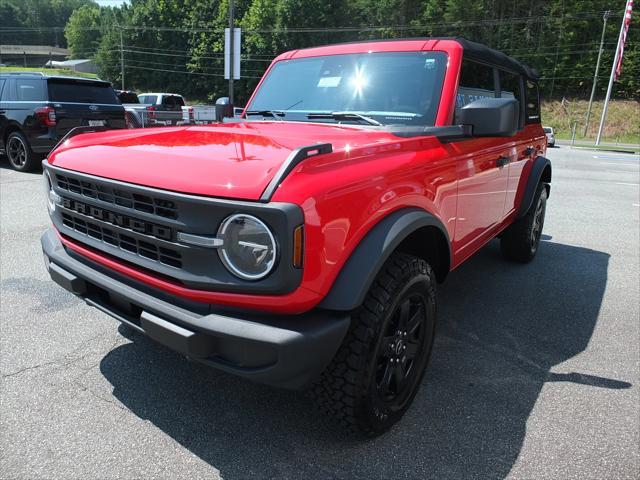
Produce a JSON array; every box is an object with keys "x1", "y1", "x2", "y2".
[
  {"x1": 244, "y1": 110, "x2": 285, "y2": 121},
  {"x1": 306, "y1": 111, "x2": 382, "y2": 126}
]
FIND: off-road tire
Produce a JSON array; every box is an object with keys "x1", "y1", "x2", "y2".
[
  {"x1": 311, "y1": 252, "x2": 437, "y2": 436},
  {"x1": 500, "y1": 182, "x2": 548, "y2": 263},
  {"x1": 6, "y1": 131, "x2": 39, "y2": 172}
]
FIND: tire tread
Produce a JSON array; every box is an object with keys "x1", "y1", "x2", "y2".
[{"x1": 311, "y1": 252, "x2": 435, "y2": 435}]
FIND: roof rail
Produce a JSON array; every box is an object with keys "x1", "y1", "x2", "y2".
[{"x1": 0, "y1": 71, "x2": 46, "y2": 76}]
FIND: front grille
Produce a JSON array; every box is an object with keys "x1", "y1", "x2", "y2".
[
  {"x1": 60, "y1": 195, "x2": 172, "y2": 242},
  {"x1": 62, "y1": 211, "x2": 182, "y2": 269},
  {"x1": 55, "y1": 173, "x2": 177, "y2": 219},
  {"x1": 47, "y1": 164, "x2": 302, "y2": 294}
]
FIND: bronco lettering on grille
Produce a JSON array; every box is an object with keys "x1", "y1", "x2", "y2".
[{"x1": 61, "y1": 197, "x2": 172, "y2": 241}]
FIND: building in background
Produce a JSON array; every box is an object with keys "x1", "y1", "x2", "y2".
[
  {"x1": 0, "y1": 45, "x2": 70, "y2": 67},
  {"x1": 45, "y1": 59, "x2": 98, "y2": 74}
]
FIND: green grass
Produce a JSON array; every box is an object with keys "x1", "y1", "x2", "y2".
[
  {"x1": 541, "y1": 99, "x2": 640, "y2": 145},
  {"x1": 0, "y1": 66, "x2": 99, "y2": 79},
  {"x1": 568, "y1": 144, "x2": 639, "y2": 154}
]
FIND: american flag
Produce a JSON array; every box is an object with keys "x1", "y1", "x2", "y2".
[{"x1": 615, "y1": 0, "x2": 634, "y2": 81}]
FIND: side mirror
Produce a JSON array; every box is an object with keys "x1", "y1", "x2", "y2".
[
  {"x1": 215, "y1": 97, "x2": 234, "y2": 122},
  {"x1": 456, "y1": 98, "x2": 519, "y2": 137}
]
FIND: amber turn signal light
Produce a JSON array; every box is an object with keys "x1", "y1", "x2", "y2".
[{"x1": 293, "y1": 225, "x2": 304, "y2": 268}]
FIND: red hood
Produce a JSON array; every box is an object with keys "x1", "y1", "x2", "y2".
[{"x1": 48, "y1": 122, "x2": 399, "y2": 201}]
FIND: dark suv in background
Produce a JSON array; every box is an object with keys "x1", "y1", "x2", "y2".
[{"x1": 0, "y1": 72, "x2": 125, "y2": 172}]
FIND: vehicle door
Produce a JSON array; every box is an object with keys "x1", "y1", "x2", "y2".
[
  {"x1": 498, "y1": 69, "x2": 536, "y2": 218},
  {"x1": 448, "y1": 60, "x2": 509, "y2": 258},
  {"x1": 8, "y1": 78, "x2": 49, "y2": 151},
  {"x1": 47, "y1": 78, "x2": 126, "y2": 139},
  {"x1": 0, "y1": 78, "x2": 7, "y2": 149}
]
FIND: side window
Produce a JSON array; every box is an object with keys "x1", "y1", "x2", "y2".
[
  {"x1": 499, "y1": 70, "x2": 524, "y2": 129},
  {"x1": 1, "y1": 79, "x2": 15, "y2": 101},
  {"x1": 456, "y1": 60, "x2": 497, "y2": 111},
  {"x1": 139, "y1": 95, "x2": 157, "y2": 105},
  {"x1": 524, "y1": 80, "x2": 541, "y2": 124},
  {"x1": 16, "y1": 79, "x2": 45, "y2": 101}
]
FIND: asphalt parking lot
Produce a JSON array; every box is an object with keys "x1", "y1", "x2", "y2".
[{"x1": 1, "y1": 146, "x2": 638, "y2": 479}]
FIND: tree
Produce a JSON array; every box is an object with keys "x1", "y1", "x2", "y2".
[
  {"x1": 47, "y1": 0, "x2": 640, "y2": 102},
  {"x1": 0, "y1": 0, "x2": 95, "y2": 46},
  {"x1": 65, "y1": 4, "x2": 101, "y2": 58}
]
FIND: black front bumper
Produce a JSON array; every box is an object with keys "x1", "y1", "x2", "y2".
[{"x1": 41, "y1": 229, "x2": 350, "y2": 389}]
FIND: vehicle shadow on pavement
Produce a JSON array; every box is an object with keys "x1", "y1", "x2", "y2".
[
  {"x1": 99, "y1": 239, "x2": 629, "y2": 479},
  {"x1": 0, "y1": 159, "x2": 43, "y2": 174}
]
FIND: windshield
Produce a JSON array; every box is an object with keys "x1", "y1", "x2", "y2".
[
  {"x1": 247, "y1": 51, "x2": 447, "y2": 126},
  {"x1": 543, "y1": 127, "x2": 552, "y2": 133}
]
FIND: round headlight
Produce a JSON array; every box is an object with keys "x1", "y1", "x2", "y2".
[{"x1": 217, "y1": 214, "x2": 277, "y2": 280}]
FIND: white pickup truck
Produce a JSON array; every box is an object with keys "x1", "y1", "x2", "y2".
[
  {"x1": 121, "y1": 92, "x2": 186, "y2": 127},
  {"x1": 182, "y1": 105, "x2": 245, "y2": 124},
  {"x1": 181, "y1": 104, "x2": 217, "y2": 124}
]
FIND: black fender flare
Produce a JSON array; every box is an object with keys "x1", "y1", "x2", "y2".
[
  {"x1": 518, "y1": 156, "x2": 552, "y2": 218},
  {"x1": 318, "y1": 208, "x2": 451, "y2": 311}
]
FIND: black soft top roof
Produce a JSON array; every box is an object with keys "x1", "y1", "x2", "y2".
[{"x1": 450, "y1": 37, "x2": 539, "y2": 80}]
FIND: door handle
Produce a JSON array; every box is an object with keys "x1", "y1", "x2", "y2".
[{"x1": 496, "y1": 156, "x2": 509, "y2": 168}]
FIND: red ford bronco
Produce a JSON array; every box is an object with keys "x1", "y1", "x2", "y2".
[{"x1": 41, "y1": 38, "x2": 551, "y2": 435}]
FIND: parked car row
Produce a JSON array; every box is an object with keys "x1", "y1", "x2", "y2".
[
  {"x1": 0, "y1": 72, "x2": 230, "y2": 171},
  {"x1": 116, "y1": 90, "x2": 188, "y2": 127},
  {"x1": 116, "y1": 90, "x2": 236, "y2": 127}
]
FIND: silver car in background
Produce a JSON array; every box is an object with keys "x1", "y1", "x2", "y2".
[{"x1": 543, "y1": 126, "x2": 555, "y2": 147}]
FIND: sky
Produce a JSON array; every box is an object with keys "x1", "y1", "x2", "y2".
[{"x1": 95, "y1": 0, "x2": 130, "y2": 6}]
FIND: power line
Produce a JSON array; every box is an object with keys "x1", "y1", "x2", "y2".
[
  {"x1": 120, "y1": 48, "x2": 273, "y2": 63},
  {"x1": 124, "y1": 64, "x2": 262, "y2": 79},
  {"x1": 0, "y1": 10, "x2": 631, "y2": 34},
  {"x1": 539, "y1": 75, "x2": 611, "y2": 80},
  {"x1": 124, "y1": 57, "x2": 268, "y2": 73},
  {"x1": 122, "y1": 48, "x2": 223, "y2": 59}
]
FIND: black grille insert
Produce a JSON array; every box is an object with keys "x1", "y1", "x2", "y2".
[
  {"x1": 56, "y1": 173, "x2": 178, "y2": 219},
  {"x1": 62, "y1": 212, "x2": 182, "y2": 269}
]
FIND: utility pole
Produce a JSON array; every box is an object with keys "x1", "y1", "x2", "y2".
[
  {"x1": 596, "y1": 1, "x2": 630, "y2": 145},
  {"x1": 228, "y1": 0, "x2": 235, "y2": 104},
  {"x1": 119, "y1": 26, "x2": 125, "y2": 91},
  {"x1": 583, "y1": 10, "x2": 610, "y2": 138}
]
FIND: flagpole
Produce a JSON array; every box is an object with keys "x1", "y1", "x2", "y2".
[{"x1": 596, "y1": 0, "x2": 631, "y2": 145}]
